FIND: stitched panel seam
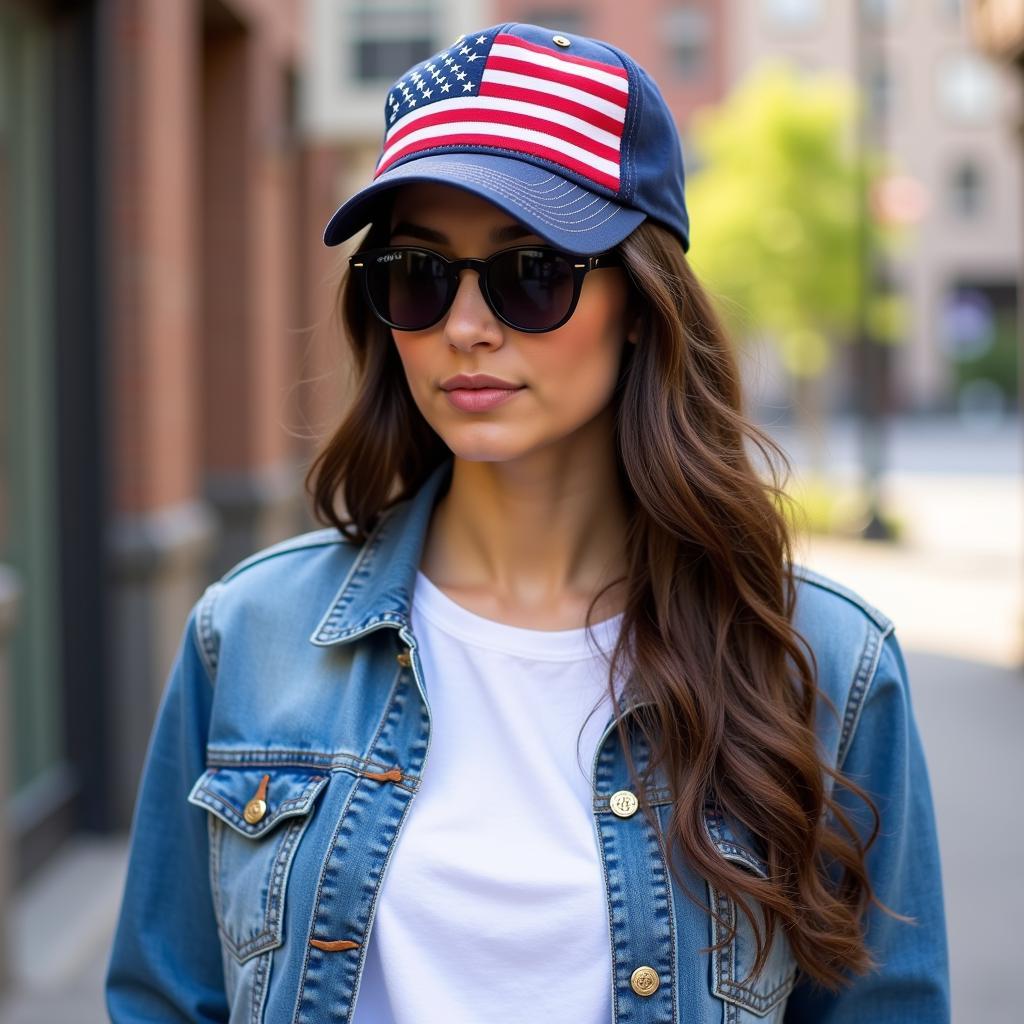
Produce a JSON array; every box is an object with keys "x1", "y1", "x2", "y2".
[
  {"x1": 645, "y1": 783, "x2": 678, "y2": 1023},
  {"x1": 592, "y1": 738, "x2": 619, "y2": 1023},
  {"x1": 202, "y1": 748, "x2": 418, "y2": 779},
  {"x1": 837, "y1": 625, "x2": 886, "y2": 770},
  {"x1": 250, "y1": 950, "x2": 271, "y2": 1024},
  {"x1": 710, "y1": 882, "x2": 739, "y2": 1024},
  {"x1": 196, "y1": 582, "x2": 222, "y2": 682}
]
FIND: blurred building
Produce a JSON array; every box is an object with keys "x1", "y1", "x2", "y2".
[
  {"x1": 968, "y1": 0, "x2": 1024, "y2": 411},
  {"x1": 730, "y1": 0, "x2": 1022, "y2": 416},
  {"x1": 0, "y1": 0, "x2": 345, "y2": 999}
]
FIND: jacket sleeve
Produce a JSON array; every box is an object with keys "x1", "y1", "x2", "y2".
[
  {"x1": 784, "y1": 628, "x2": 951, "y2": 1023},
  {"x1": 105, "y1": 589, "x2": 230, "y2": 1022}
]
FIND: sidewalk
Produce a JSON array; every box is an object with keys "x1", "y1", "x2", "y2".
[
  {"x1": 0, "y1": 836, "x2": 127, "y2": 1024},
  {"x1": 796, "y1": 470, "x2": 1024, "y2": 670},
  {"x1": 902, "y1": 650, "x2": 1024, "y2": 1023}
]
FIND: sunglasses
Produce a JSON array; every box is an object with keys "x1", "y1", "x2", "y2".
[{"x1": 348, "y1": 244, "x2": 623, "y2": 333}]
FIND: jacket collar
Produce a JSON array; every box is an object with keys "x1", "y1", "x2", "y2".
[
  {"x1": 309, "y1": 454, "x2": 646, "y2": 716},
  {"x1": 310, "y1": 457, "x2": 455, "y2": 646}
]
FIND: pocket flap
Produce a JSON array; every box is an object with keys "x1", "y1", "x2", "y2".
[
  {"x1": 703, "y1": 806, "x2": 770, "y2": 879},
  {"x1": 704, "y1": 807, "x2": 798, "y2": 1014},
  {"x1": 187, "y1": 765, "x2": 329, "y2": 839}
]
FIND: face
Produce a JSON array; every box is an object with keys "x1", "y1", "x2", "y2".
[{"x1": 380, "y1": 181, "x2": 638, "y2": 463}]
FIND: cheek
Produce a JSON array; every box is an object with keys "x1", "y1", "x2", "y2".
[{"x1": 533, "y1": 289, "x2": 626, "y2": 394}]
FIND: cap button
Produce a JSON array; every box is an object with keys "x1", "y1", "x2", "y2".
[{"x1": 552, "y1": 34, "x2": 571, "y2": 47}]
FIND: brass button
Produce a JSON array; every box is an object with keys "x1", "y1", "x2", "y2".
[
  {"x1": 244, "y1": 797, "x2": 267, "y2": 824},
  {"x1": 609, "y1": 789, "x2": 639, "y2": 817},
  {"x1": 396, "y1": 649, "x2": 411, "y2": 667},
  {"x1": 630, "y1": 965, "x2": 660, "y2": 996},
  {"x1": 244, "y1": 772, "x2": 270, "y2": 824},
  {"x1": 552, "y1": 34, "x2": 571, "y2": 47}
]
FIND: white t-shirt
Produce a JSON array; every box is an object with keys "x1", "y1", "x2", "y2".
[{"x1": 351, "y1": 569, "x2": 627, "y2": 1024}]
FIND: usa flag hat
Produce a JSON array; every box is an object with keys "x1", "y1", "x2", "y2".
[{"x1": 322, "y1": 23, "x2": 690, "y2": 256}]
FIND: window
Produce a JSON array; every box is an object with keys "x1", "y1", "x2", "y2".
[
  {"x1": 761, "y1": 0, "x2": 823, "y2": 30},
  {"x1": 948, "y1": 159, "x2": 986, "y2": 217},
  {"x1": 936, "y1": 52, "x2": 1000, "y2": 122},
  {"x1": 860, "y1": 0, "x2": 903, "y2": 25},
  {"x1": 350, "y1": 1, "x2": 436, "y2": 83},
  {"x1": 942, "y1": 282, "x2": 1018, "y2": 420},
  {"x1": 937, "y1": 0, "x2": 964, "y2": 25},
  {"x1": 663, "y1": 6, "x2": 711, "y2": 80},
  {"x1": 866, "y1": 57, "x2": 893, "y2": 121}
]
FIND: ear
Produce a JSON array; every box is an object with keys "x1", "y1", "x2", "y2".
[{"x1": 626, "y1": 312, "x2": 641, "y2": 345}]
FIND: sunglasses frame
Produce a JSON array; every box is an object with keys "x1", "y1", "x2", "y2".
[{"x1": 348, "y1": 243, "x2": 624, "y2": 334}]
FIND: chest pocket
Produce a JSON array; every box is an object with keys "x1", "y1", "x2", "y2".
[
  {"x1": 704, "y1": 809, "x2": 798, "y2": 1022},
  {"x1": 188, "y1": 765, "x2": 330, "y2": 964}
]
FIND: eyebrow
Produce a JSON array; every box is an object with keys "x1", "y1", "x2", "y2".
[{"x1": 389, "y1": 219, "x2": 541, "y2": 245}]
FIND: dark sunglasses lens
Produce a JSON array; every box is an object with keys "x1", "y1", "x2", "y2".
[
  {"x1": 489, "y1": 249, "x2": 575, "y2": 330},
  {"x1": 366, "y1": 249, "x2": 448, "y2": 330}
]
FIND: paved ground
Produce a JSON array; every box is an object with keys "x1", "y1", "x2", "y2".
[
  {"x1": 0, "y1": 835, "x2": 126, "y2": 1024},
  {"x1": 2, "y1": 414, "x2": 1021, "y2": 1023}
]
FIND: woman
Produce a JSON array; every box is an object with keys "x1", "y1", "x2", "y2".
[{"x1": 105, "y1": 22, "x2": 950, "y2": 1024}]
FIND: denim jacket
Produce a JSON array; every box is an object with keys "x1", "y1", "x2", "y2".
[{"x1": 105, "y1": 457, "x2": 950, "y2": 1023}]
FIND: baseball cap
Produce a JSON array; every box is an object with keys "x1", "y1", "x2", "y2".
[{"x1": 321, "y1": 22, "x2": 690, "y2": 256}]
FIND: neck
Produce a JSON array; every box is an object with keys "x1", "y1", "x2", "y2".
[{"x1": 420, "y1": 418, "x2": 630, "y2": 626}]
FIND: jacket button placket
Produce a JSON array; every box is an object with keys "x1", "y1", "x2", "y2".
[
  {"x1": 293, "y1": 629, "x2": 430, "y2": 1023},
  {"x1": 593, "y1": 720, "x2": 678, "y2": 1022}
]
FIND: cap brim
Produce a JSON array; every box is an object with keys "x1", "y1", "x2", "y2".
[{"x1": 322, "y1": 152, "x2": 646, "y2": 256}]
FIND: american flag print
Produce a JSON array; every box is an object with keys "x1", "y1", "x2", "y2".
[{"x1": 374, "y1": 30, "x2": 630, "y2": 193}]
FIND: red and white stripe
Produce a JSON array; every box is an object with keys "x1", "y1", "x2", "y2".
[{"x1": 374, "y1": 33, "x2": 629, "y2": 192}]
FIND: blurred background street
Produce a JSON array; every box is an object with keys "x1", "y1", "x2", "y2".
[{"x1": 1, "y1": 1, "x2": 1022, "y2": 1022}]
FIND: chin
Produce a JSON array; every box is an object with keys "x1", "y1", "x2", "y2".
[
  {"x1": 443, "y1": 444, "x2": 523, "y2": 463},
  {"x1": 438, "y1": 430, "x2": 537, "y2": 464}
]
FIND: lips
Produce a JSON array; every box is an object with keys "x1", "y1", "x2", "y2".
[
  {"x1": 441, "y1": 374, "x2": 524, "y2": 391},
  {"x1": 443, "y1": 386, "x2": 525, "y2": 412}
]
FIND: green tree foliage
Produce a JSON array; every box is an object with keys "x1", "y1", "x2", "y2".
[{"x1": 685, "y1": 58, "x2": 905, "y2": 379}]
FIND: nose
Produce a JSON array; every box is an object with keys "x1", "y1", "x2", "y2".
[{"x1": 442, "y1": 268, "x2": 503, "y2": 348}]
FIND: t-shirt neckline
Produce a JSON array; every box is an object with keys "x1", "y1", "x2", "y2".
[{"x1": 412, "y1": 569, "x2": 624, "y2": 661}]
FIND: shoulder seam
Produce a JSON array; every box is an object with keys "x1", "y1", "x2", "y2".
[
  {"x1": 835, "y1": 623, "x2": 890, "y2": 769},
  {"x1": 220, "y1": 527, "x2": 351, "y2": 584},
  {"x1": 194, "y1": 582, "x2": 222, "y2": 684},
  {"x1": 791, "y1": 561, "x2": 894, "y2": 633}
]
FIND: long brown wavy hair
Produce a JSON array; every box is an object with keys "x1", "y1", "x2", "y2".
[{"x1": 304, "y1": 194, "x2": 909, "y2": 994}]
